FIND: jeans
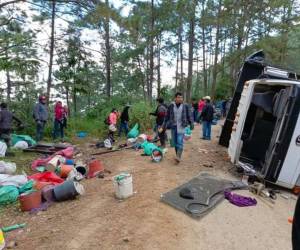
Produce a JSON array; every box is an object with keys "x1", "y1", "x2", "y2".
[
  {"x1": 36, "y1": 121, "x2": 46, "y2": 142},
  {"x1": 193, "y1": 110, "x2": 198, "y2": 123},
  {"x1": 171, "y1": 127, "x2": 184, "y2": 151},
  {"x1": 0, "y1": 129, "x2": 11, "y2": 147},
  {"x1": 118, "y1": 121, "x2": 129, "y2": 137},
  {"x1": 53, "y1": 119, "x2": 64, "y2": 140},
  {"x1": 202, "y1": 121, "x2": 212, "y2": 140}
]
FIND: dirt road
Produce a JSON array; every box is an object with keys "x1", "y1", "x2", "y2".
[{"x1": 0, "y1": 124, "x2": 296, "y2": 250}]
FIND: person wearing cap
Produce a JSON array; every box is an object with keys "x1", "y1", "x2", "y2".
[
  {"x1": 33, "y1": 95, "x2": 48, "y2": 142},
  {"x1": 118, "y1": 105, "x2": 130, "y2": 137},
  {"x1": 163, "y1": 92, "x2": 193, "y2": 163},
  {"x1": 199, "y1": 96, "x2": 214, "y2": 140},
  {"x1": 0, "y1": 102, "x2": 23, "y2": 147}
]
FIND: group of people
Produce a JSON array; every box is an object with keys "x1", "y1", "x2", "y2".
[
  {"x1": 105, "y1": 92, "x2": 215, "y2": 163},
  {"x1": 33, "y1": 95, "x2": 68, "y2": 142},
  {"x1": 0, "y1": 95, "x2": 68, "y2": 152}
]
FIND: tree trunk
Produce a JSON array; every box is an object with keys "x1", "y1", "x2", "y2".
[
  {"x1": 5, "y1": 48, "x2": 11, "y2": 102},
  {"x1": 179, "y1": 21, "x2": 184, "y2": 93},
  {"x1": 156, "y1": 34, "x2": 161, "y2": 97},
  {"x1": 186, "y1": 1, "x2": 196, "y2": 103},
  {"x1": 149, "y1": 0, "x2": 155, "y2": 102},
  {"x1": 65, "y1": 85, "x2": 70, "y2": 117},
  {"x1": 175, "y1": 40, "x2": 179, "y2": 91},
  {"x1": 211, "y1": 0, "x2": 222, "y2": 101},
  {"x1": 46, "y1": 0, "x2": 56, "y2": 103},
  {"x1": 201, "y1": 0, "x2": 207, "y2": 95},
  {"x1": 104, "y1": 0, "x2": 111, "y2": 99}
]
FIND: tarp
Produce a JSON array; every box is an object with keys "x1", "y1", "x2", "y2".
[
  {"x1": 28, "y1": 172, "x2": 64, "y2": 186},
  {"x1": 0, "y1": 174, "x2": 28, "y2": 187}
]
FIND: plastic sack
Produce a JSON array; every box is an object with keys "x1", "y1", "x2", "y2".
[
  {"x1": 184, "y1": 127, "x2": 192, "y2": 141},
  {"x1": 0, "y1": 174, "x2": 27, "y2": 187},
  {"x1": 141, "y1": 141, "x2": 160, "y2": 156},
  {"x1": 11, "y1": 134, "x2": 36, "y2": 147},
  {"x1": 0, "y1": 186, "x2": 19, "y2": 205},
  {"x1": 19, "y1": 180, "x2": 35, "y2": 194},
  {"x1": 0, "y1": 161, "x2": 16, "y2": 174},
  {"x1": 127, "y1": 124, "x2": 139, "y2": 139},
  {"x1": 13, "y1": 141, "x2": 29, "y2": 149},
  {"x1": 0, "y1": 142, "x2": 7, "y2": 157},
  {"x1": 55, "y1": 147, "x2": 74, "y2": 159}
]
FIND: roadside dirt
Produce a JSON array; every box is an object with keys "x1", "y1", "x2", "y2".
[{"x1": 0, "y1": 124, "x2": 296, "y2": 250}]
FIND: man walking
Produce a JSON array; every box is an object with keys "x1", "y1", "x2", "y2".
[
  {"x1": 164, "y1": 92, "x2": 193, "y2": 163},
  {"x1": 199, "y1": 96, "x2": 214, "y2": 140},
  {"x1": 0, "y1": 103, "x2": 23, "y2": 147},
  {"x1": 33, "y1": 95, "x2": 48, "y2": 142}
]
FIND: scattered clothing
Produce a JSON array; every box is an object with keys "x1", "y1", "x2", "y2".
[{"x1": 224, "y1": 190, "x2": 257, "y2": 207}]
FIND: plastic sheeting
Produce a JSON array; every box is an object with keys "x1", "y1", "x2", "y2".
[
  {"x1": 0, "y1": 174, "x2": 28, "y2": 187},
  {"x1": 0, "y1": 142, "x2": 7, "y2": 157},
  {"x1": 0, "y1": 161, "x2": 16, "y2": 174},
  {"x1": 28, "y1": 172, "x2": 64, "y2": 186}
]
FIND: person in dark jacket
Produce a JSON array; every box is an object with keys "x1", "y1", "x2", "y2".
[
  {"x1": 119, "y1": 105, "x2": 130, "y2": 137},
  {"x1": 0, "y1": 103, "x2": 23, "y2": 147},
  {"x1": 293, "y1": 195, "x2": 300, "y2": 250},
  {"x1": 150, "y1": 98, "x2": 167, "y2": 148},
  {"x1": 33, "y1": 95, "x2": 48, "y2": 142},
  {"x1": 192, "y1": 98, "x2": 199, "y2": 123},
  {"x1": 199, "y1": 96, "x2": 214, "y2": 140},
  {"x1": 163, "y1": 92, "x2": 193, "y2": 162}
]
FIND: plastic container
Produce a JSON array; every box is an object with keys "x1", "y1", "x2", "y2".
[
  {"x1": 19, "y1": 190, "x2": 42, "y2": 212},
  {"x1": 65, "y1": 159, "x2": 74, "y2": 165},
  {"x1": 113, "y1": 173, "x2": 133, "y2": 199},
  {"x1": 57, "y1": 165, "x2": 73, "y2": 178},
  {"x1": 53, "y1": 181, "x2": 84, "y2": 202},
  {"x1": 87, "y1": 159, "x2": 104, "y2": 178}
]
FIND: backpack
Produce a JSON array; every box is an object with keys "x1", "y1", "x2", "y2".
[{"x1": 104, "y1": 116, "x2": 110, "y2": 125}]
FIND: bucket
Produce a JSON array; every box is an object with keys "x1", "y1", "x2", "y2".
[
  {"x1": 87, "y1": 159, "x2": 104, "y2": 178},
  {"x1": 151, "y1": 149, "x2": 163, "y2": 162},
  {"x1": 53, "y1": 180, "x2": 84, "y2": 202},
  {"x1": 65, "y1": 159, "x2": 74, "y2": 165},
  {"x1": 57, "y1": 164, "x2": 73, "y2": 178},
  {"x1": 75, "y1": 165, "x2": 87, "y2": 176},
  {"x1": 113, "y1": 173, "x2": 133, "y2": 199},
  {"x1": 42, "y1": 185, "x2": 55, "y2": 202},
  {"x1": 19, "y1": 191, "x2": 42, "y2": 212}
]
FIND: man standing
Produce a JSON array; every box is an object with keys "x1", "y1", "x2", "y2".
[
  {"x1": 150, "y1": 98, "x2": 167, "y2": 148},
  {"x1": 33, "y1": 95, "x2": 48, "y2": 142},
  {"x1": 200, "y1": 96, "x2": 214, "y2": 140},
  {"x1": 0, "y1": 103, "x2": 23, "y2": 147},
  {"x1": 164, "y1": 92, "x2": 193, "y2": 163},
  {"x1": 119, "y1": 105, "x2": 130, "y2": 137}
]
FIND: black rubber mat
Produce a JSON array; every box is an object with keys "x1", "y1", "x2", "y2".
[{"x1": 160, "y1": 173, "x2": 247, "y2": 218}]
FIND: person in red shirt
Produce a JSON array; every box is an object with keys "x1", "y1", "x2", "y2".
[
  {"x1": 53, "y1": 101, "x2": 65, "y2": 140},
  {"x1": 198, "y1": 98, "x2": 205, "y2": 122},
  {"x1": 108, "y1": 108, "x2": 118, "y2": 142}
]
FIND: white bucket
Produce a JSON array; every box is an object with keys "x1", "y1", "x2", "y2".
[{"x1": 113, "y1": 173, "x2": 133, "y2": 199}]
